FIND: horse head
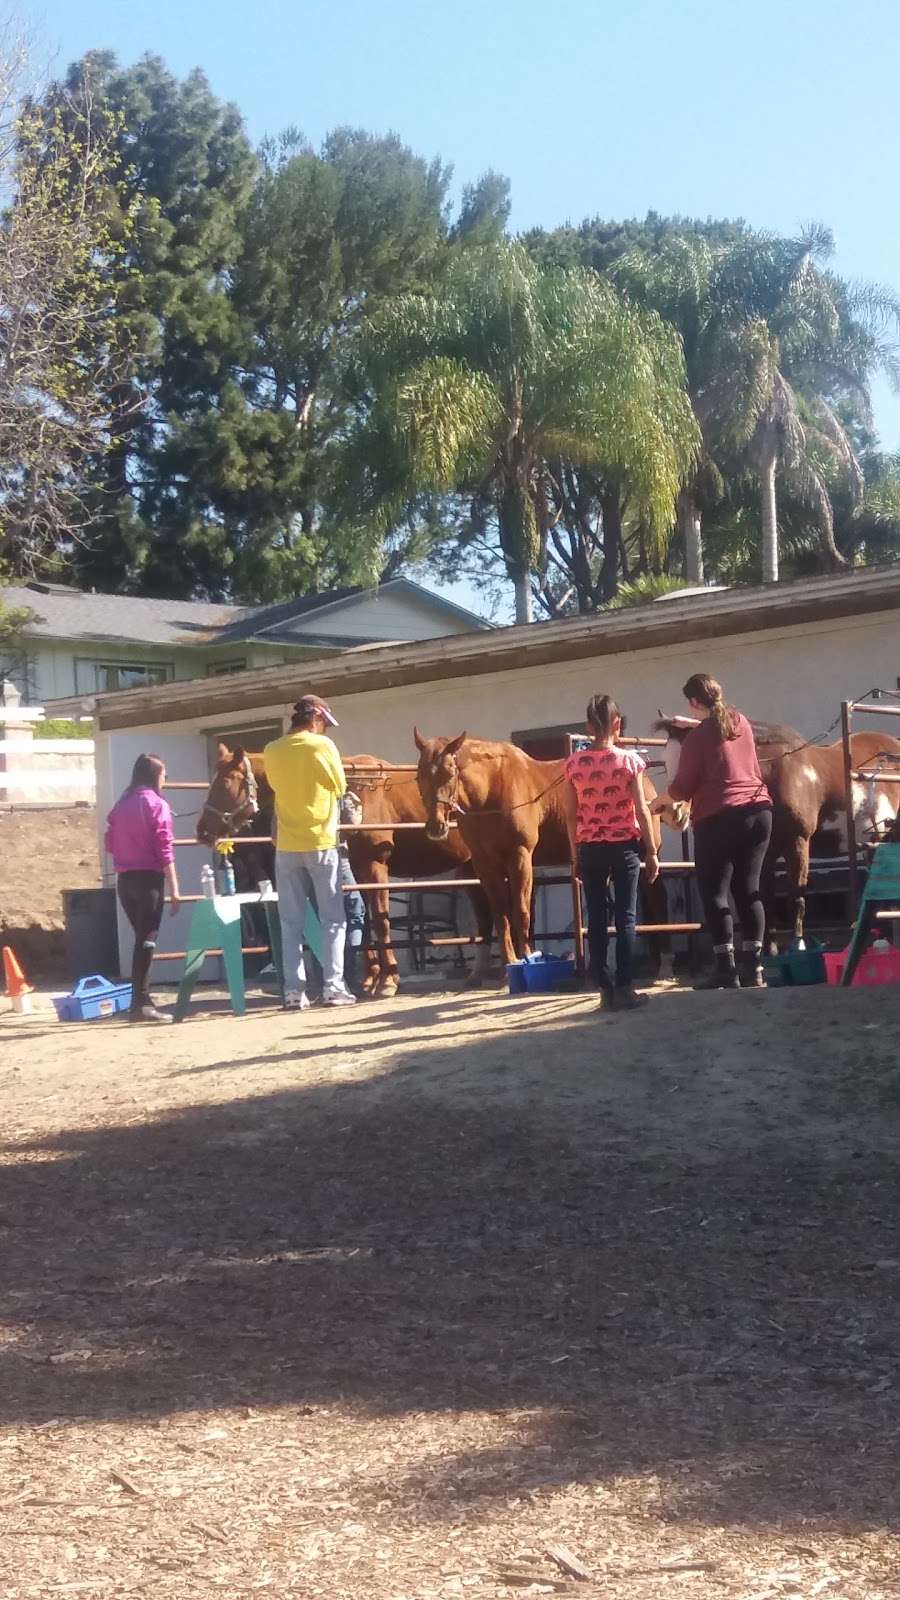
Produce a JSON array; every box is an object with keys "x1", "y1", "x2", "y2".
[
  {"x1": 652, "y1": 713, "x2": 697, "y2": 832},
  {"x1": 414, "y1": 727, "x2": 467, "y2": 842},
  {"x1": 196, "y1": 743, "x2": 262, "y2": 846}
]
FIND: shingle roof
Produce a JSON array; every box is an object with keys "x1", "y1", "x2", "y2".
[
  {"x1": 3, "y1": 578, "x2": 488, "y2": 651},
  {"x1": 4, "y1": 583, "x2": 247, "y2": 648}
]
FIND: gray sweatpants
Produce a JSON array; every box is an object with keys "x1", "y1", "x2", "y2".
[{"x1": 276, "y1": 847, "x2": 346, "y2": 995}]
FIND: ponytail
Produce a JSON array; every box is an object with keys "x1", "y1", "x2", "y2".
[
  {"x1": 586, "y1": 693, "x2": 625, "y2": 739},
  {"x1": 682, "y1": 673, "x2": 738, "y2": 740}
]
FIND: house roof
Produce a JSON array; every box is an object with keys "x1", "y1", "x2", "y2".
[
  {"x1": 82, "y1": 561, "x2": 900, "y2": 732},
  {"x1": 2, "y1": 577, "x2": 490, "y2": 651}
]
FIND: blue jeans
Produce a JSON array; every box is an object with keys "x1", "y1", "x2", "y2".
[
  {"x1": 578, "y1": 840, "x2": 642, "y2": 990},
  {"x1": 341, "y1": 854, "x2": 366, "y2": 989}
]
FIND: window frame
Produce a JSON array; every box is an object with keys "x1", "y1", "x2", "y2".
[
  {"x1": 205, "y1": 659, "x2": 247, "y2": 677},
  {"x1": 74, "y1": 658, "x2": 175, "y2": 694}
]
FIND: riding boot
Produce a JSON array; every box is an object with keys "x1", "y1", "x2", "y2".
[
  {"x1": 694, "y1": 945, "x2": 741, "y2": 991},
  {"x1": 740, "y1": 941, "x2": 766, "y2": 989}
]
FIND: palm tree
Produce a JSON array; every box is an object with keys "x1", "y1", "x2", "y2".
[
  {"x1": 709, "y1": 230, "x2": 898, "y2": 582},
  {"x1": 344, "y1": 243, "x2": 699, "y2": 622},
  {"x1": 612, "y1": 227, "x2": 899, "y2": 585},
  {"x1": 611, "y1": 232, "x2": 757, "y2": 585}
]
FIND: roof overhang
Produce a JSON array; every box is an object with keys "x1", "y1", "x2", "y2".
[{"x1": 89, "y1": 565, "x2": 900, "y2": 733}]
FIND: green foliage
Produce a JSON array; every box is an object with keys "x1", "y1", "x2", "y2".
[
  {"x1": 600, "y1": 573, "x2": 690, "y2": 609},
  {"x1": 1, "y1": 56, "x2": 898, "y2": 617},
  {"x1": 0, "y1": 59, "x2": 141, "y2": 574},
  {"x1": 345, "y1": 243, "x2": 699, "y2": 619},
  {"x1": 38, "y1": 717, "x2": 93, "y2": 738}
]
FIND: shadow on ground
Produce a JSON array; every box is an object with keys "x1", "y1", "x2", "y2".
[{"x1": 2, "y1": 994, "x2": 899, "y2": 1534}]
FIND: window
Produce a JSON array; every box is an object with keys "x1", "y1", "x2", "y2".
[
  {"x1": 206, "y1": 659, "x2": 247, "y2": 677},
  {"x1": 74, "y1": 659, "x2": 174, "y2": 694},
  {"x1": 511, "y1": 724, "x2": 588, "y2": 760}
]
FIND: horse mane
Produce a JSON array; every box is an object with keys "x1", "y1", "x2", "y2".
[
  {"x1": 749, "y1": 721, "x2": 807, "y2": 749},
  {"x1": 654, "y1": 715, "x2": 810, "y2": 752}
]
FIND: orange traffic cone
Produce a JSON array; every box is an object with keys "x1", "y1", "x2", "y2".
[{"x1": 2, "y1": 945, "x2": 34, "y2": 1014}]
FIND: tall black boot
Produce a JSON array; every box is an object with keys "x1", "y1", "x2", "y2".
[{"x1": 694, "y1": 945, "x2": 741, "y2": 991}]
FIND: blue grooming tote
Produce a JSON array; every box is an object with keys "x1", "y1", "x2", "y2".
[
  {"x1": 54, "y1": 974, "x2": 133, "y2": 1022},
  {"x1": 521, "y1": 953, "x2": 576, "y2": 993},
  {"x1": 507, "y1": 960, "x2": 528, "y2": 994}
]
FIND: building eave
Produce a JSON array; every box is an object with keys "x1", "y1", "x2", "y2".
[{"x1": 90, "y1": 565, "x2": 900, "y2": 733}]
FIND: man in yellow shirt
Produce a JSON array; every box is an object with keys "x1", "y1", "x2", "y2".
[{"x1": 264, "y1": 696, "x2": 355, "y2": 1009}]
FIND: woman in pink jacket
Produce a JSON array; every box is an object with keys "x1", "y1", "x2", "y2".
[{"x1": 105, "y1": 754, "x2": 181, "y2": 1024}]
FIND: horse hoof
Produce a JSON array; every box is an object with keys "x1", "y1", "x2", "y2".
[{"x1": 376, "y1": 978, "x2": 399, "y2": 1000}]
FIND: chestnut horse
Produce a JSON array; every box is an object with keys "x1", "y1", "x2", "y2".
[
  {"x1": 413, "y1": 730, "x2": 671, "y2": 974},
  {"x1": 654, "y1": 717, "x2": 900, "y2": 949},
  {"x1": 197, "y1": 745, "x2": 494, "y2": 996}
]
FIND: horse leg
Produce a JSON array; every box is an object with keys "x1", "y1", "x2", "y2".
[
  {"x1": 784, "y1": 834, "x2": 810, "y2": 945},
  {"x1": 365, "y1": 858, "x2": 401, "y2": 999},
  {"x1": 466, "y1": 852, "x2": 516, "y2": 984},
  {"x1": 761, "y1": 843, "x2": 779, "y2": 955},
  {"x1": 509, "y1": 843, "x2": 535, "y2": 961},
  {"x1": 466, "y1": 880, "x2": 495, "y2": 981}
]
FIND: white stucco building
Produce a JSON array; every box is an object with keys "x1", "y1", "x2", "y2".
[{"x1": 79, "y1": 564, "x2": 900, "y2": 974}]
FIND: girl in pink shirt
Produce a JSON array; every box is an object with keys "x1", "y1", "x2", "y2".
[
  {"x1": 105, "y1": 754, "x2": 181, "y2": 1024},
  {"x1": 564, "y1": 694, "x2": 659, "y2": 1011}
]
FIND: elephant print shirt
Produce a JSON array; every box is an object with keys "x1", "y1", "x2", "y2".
[{"x1": 564, "y1": 746, "x2": 646, "y2": 845}]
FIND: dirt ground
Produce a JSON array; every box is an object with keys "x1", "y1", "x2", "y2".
[
  {"x1": 0, "y1": 807, "x2": 100, "y2": 975},
  {"x1": 1, "y1": 979, "x2": 900, "y2": 1600}
]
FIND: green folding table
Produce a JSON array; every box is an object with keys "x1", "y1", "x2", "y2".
[
  {"x1": 839, "y1": 843, "x2": 900, "y2": 986},
  {"x1": 173, "y1": 891, "x2": 324, "y2": 1020}
]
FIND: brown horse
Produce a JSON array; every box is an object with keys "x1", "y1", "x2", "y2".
[
  {"x1": 197, "y1": 745, "x2": 494, "y2": 996},
  {"x1": 654, "y1": 717, "x2": 900, "y2": 948},
  {"x1": 413, "y1": 730, "x2": 671, "y2": 974}
]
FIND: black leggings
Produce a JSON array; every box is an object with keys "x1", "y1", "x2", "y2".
[
  {"x1": 118, "y1": 870, "x2": 165, "y2": 1009},
  {"x1": 693, "y1": 804, "x2": 773, "y2": 950}
]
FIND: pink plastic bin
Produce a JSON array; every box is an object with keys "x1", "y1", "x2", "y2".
[
  {"x1": 855, "y1": 946, "x2": 900, "y2": 987},
  {"x1": 825, "y1": 944, "x2": 900, "y2": 987},
  {"x1": 823, "y1": 951, "x2": 846, "y2": 986}
]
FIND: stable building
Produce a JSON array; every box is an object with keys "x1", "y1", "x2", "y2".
[{"x1": 81, "y1": 564, "x2": 900, "y2": 973}]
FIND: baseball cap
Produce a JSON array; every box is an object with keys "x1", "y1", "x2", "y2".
[{"x1": 293, "y1": 694, "x2": 339, "y2": 728}]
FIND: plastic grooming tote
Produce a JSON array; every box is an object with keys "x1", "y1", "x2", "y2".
[
  {"x1": 855, "y1": 944, "x2": 900, "y2": 987},
  {"x1": 506, "y1": 961, "x2": 527, "y2": 995},
  {"x1": 54, "y1": 974, "x2": 133, "y2": 1022},
  {"x1": 521, "y1": 953, "x2": 577, "y2": 993},
  {"x1": 764, "y1": 939, "x2": 826, "y2": 987}
]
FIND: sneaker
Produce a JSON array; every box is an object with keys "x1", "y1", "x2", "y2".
[
  {"x1": 283, "y1": 990, "x2": 310, "y2": 1011},
  {"x1": 322, "y1": 986, "x2": 356, "y2": 1008},
  {"x1": 129, "y1": 1004, "x2": 173, "y2": 1025}
]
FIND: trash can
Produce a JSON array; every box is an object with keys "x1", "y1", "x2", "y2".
[{"x1": 62, "y1": 888, "x2": 119, "y2": 983}]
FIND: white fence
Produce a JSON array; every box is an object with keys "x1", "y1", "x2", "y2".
[{"x1": 0, "y1": 736, "x2": 95, "y2": 805}]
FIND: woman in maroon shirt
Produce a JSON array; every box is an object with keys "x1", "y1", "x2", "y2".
[{"x1": 657, "y1": 673, "x2": 772, "y2": 990}]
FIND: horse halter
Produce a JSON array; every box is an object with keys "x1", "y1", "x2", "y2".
[
  {"x1": 204, "y1": 755, "x2": 260, "y2": 830},
  {"x1": 430, "y1": 751, "x2": 464, "y2": 823}
]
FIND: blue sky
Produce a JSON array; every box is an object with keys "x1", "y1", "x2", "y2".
[{"x1": 30, "y1": 0, "x2": 900, "y2": 613}]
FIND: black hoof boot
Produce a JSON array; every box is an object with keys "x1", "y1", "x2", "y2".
[
  {"x1": 694, "y1": 948, "x2": 740, "y2": 991},
  {"x1": 740, "y1": 948, "x2": 766, "y2": 988},
  {"x1": 612, "y1": 984, "x2": 648, "y2": 1011}
]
